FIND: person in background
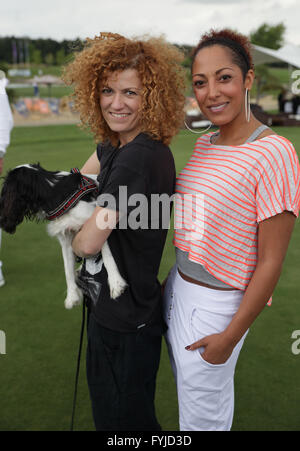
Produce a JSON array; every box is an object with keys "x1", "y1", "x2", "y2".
[
  {"x1": 163, "y1": 28, "x2": 300, "y2": 431},
  {"x1": 292, "y1": 94, "x2": 300, "y2": 115},
  {"x1": 278, "y1": 86, "x2": 288, "y2": 113},
  {"x1": 33, "y1": 80, "x2": 39, "y2": 97},
  {"x1": 0, "y1": 70, "x2": 14, "y2": 287}
]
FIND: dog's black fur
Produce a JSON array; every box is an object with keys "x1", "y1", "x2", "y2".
[{"x1": 0, "y1": 163, "x2": 97, "y2": 234}]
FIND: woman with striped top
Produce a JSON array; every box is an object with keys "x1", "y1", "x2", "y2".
[{"x1": 163, "y1": 29, "x2": 300, "y2": 431}]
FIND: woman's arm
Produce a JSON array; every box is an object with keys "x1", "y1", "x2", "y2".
[
  {"x1": 71, "y1": 151, "x2": 104, "y2": 257},
  {"x1": 187, "y1": 211, "x2": 296, "y2": 364},
  {"x1": 80, "y1": 150, "x2": 100, "y2": 174},
  {"x1": 72, "y1": 206, "x2": 119, "y2": 258}
]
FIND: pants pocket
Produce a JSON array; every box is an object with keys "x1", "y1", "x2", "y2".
[{"x1": 189, "y1": 307, "x2": 244, "y2": 385}]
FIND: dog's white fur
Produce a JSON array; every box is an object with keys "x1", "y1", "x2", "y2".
[{"x1": 47, "y1": 197, "x2": 127, "y2": 309}]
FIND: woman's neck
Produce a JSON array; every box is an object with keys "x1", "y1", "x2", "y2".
[
  {"x1": 214, "y1": 114, "x2": 262, "y2": 146},
  {"x1": 118, "y1": 129, "x2": 142, "y2": 148}
]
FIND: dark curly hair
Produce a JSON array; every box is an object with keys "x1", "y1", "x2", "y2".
[
  {"x1": 192, "y1": 28, "x2": 254, "y2": 79},
  {"x1": 62, "y1": 32, "x2": 186, "y2": 146}
]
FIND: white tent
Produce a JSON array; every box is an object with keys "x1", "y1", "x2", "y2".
[{"x1": 253, "y1": 43, "x2": 300, "y2": 69}]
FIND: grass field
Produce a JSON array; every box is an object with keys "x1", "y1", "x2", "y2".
[
  {"x1": 8, "y1": 66, "x2": 291, "y2": 104},
  {"x1": 0, "y1": 124, "x2": 300, "y2": 431},
  {"x1": 9, "y1": 85, "x2": 73, "y2": 99}
]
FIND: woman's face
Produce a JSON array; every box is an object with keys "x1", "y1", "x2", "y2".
[
  {"x1": 192, "y1": 45, "x2": 253, "y2": 127},
  {"x1": 100, "y1": 68, "x2": 143, "y2": 146}
]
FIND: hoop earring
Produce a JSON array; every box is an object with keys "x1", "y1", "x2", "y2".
[
  {"x1": 245, "y1": 88, "x2": 251, "y2": 122},
  {"x1": 184, "y1": 120, "x2": 212, "y2": 134}
]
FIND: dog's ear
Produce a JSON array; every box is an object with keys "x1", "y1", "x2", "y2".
[
  {"x1": 0, "y1": 168, "x2": 37, "y2": 233},
  {"x1": 0, "y1": 183, "x2": 21, "y2": 233}
]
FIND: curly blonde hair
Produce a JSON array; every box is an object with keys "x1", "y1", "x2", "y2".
[{"x1": 62, "y1": 32, "x2": 186, "y2": 146}]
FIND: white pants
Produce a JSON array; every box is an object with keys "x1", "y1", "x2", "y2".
[{"x1": 163, "y1": 265, "x2": 248, "y2": 431}]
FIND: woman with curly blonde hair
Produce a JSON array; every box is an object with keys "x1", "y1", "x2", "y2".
[
  {"x1": 63, "y1": 32, "x2": 186, "y2": 431},
  {"x1": 63, "y1": 32, "x2": 185, "y2": 147}
]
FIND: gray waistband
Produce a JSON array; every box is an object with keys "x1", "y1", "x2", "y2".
[{"x1": 175, "y1": 248, "x2": 235, "y2": 289}]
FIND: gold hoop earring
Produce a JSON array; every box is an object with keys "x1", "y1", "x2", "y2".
[
  {"x1": 245, "y1": 88, "x2": 251, "y2": 122},
  {"x1": 184, "y1": 120, "x2": 212, "y2": 134}
]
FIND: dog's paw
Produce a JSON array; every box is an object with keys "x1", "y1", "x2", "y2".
[
  {"x1": 109, "y1": 276, "x2": 128, "y2": 300},
  {"x1": 64, "y1": 287, "x2": 83, "y2": 309}
]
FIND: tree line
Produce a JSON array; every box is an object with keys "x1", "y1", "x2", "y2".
[
  {"x1": 0, "y1": 36, "x2": 84, "y2": 66},
  {"x1": 0, "y1": 36, "x2": 194, "y2": 67},
  {"x1": 0, "y1": 23, "x2": 286, "y2": 68}
]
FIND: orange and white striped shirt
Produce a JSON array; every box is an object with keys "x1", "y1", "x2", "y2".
[{"x1": 173, "y1": 133, "x2": 300, "y2": 291}]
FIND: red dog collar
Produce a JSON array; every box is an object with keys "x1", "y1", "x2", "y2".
[{"x1": 45, "y1": 168, "x2": 98, "y2": 221}]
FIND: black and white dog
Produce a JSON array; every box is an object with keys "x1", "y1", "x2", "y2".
[{"x1": 0, "y1": 163, "x2": 127, "y2": 308}]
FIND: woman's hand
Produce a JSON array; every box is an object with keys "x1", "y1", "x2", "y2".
[{"x1": 185, "y1": 333, "x2": 235, "y2": 365}]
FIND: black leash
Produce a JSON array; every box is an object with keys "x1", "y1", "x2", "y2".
[{"x1": 70, "y1": 296, "x2": 87, "y2": 431}]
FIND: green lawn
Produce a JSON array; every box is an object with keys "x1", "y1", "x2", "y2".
[
  {"x1": 0, "y1": 125, "x2": 300, "y2": 431},
  {"x1": 9, "y1": 86, "x2": 72, "y2": 99}
]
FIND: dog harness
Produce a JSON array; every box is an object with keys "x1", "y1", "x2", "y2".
[{"x1": 45, "y1": 168, "x2": 98, "y2": 221}]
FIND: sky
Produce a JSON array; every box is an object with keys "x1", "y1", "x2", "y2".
[{"x1": 1, "y1": 0, "x2": 300, "y2": 47}]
